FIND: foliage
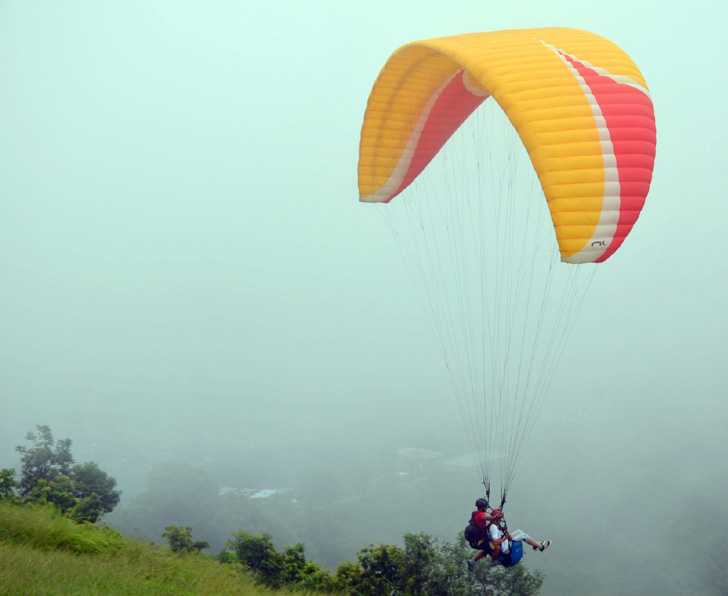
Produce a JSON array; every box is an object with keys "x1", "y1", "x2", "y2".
[
  {"x1": 0, "y1": 500, "x2": 124, "y2": 555},
  {"x1": 26, "y1": 474, "x2": 78, "y2": 514},
  {"x1": 13, "y1": 425, "x2": 120, "y2": 522},
  {"x1": 0, "y1": 501, "x2": 292, "y2": 595},
  {"x1": 400, "y1": 533, "x2": 436, "y2": 594},
  {"x1": 334, "y1": 560, "x2": 363, "y2": 591},
  {"x1": 224, "y1": 530, "x2": 337, "y2": 591},
  {"x1": 226, "y1": 531, "x2": 282, "y2": 585},
  {"x1": 296, "y1": 560, "x2": 338, "y2": 593},
  {"x1": 70, "y1": 461, "x2": 121, "y2": 520},
  {"x1": 162, "y1": 525, "x2": 210, "y2": 554},
  {"x1": 224, "y1": 527, "x2": 543, "y2": 595},
  {"x1": 15, "y1": 425, "x2": 73, "y2": 497},
  {"x1": 2, "y1": 427, "x2": 544, "y2": 594},
  {"x1": 474, "y1": 562, "x2": 545, "y2": 596},
  {"x1": 351, "y1": 543, "x2": 406, "y2": 594},
  {"x1": 0, "y1": 468, "x2": 18, "y2": 500}
]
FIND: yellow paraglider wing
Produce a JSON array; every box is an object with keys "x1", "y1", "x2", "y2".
[{"x1": 358, "y1": 28, "x2": 656, "y2": 263}]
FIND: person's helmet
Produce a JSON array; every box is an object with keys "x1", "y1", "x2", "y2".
[
  {"x1": 475, "y1": 498, "x2": 489, "y2": 511},
  {"x1": 490, "y1": 507, "x2": 504, "y2": 522}
]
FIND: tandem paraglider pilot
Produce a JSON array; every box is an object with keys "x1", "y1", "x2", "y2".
[{"x1": 465, "y1": 498, "x2": 550, "y2": 570}]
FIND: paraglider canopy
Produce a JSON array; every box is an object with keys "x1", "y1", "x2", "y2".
[{"x1": 358, "y1": 27, "x2": 656, "y2": 263}]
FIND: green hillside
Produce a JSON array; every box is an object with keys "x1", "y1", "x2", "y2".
[{"x1": 0, "y1": 502, "x2": 295, "y2": 596}]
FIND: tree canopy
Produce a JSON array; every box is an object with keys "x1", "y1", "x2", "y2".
[{"x1": 5, "y1": 425, "x2": 120, "y2": 523}]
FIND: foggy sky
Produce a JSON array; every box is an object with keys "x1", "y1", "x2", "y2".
[{"x1": 2, "y1": 2, "x2": 727, "y2": 595}]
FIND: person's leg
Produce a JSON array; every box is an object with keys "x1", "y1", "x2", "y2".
[
  {"x1": 511, "y1": 529, "x2": 548, "y2": 550},
  {"x1": 468, "y1": 548, "x2": 488, "y2": 571}
]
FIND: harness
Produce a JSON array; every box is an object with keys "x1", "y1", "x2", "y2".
[
  {"x1": 464, "y1": 511, "x2": 491, "y2": 550},
  {"x1": 490, "y1": 520, "x2": 524, "y2": 567},
  {"x1": 465, "y1": 512, "x2": 522, "y2": 566}
]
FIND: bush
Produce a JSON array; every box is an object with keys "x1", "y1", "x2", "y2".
[
  {"x1": 225, "y1": 531, "x2": 337, "y2": 591},
  {"x1": 0, "y1": 468, "x2": 18, "y2": 501},
  {"x1": 226, "y1": 531, "x2": 283, "y2": 586},
  {"x1": 162, "y1": 525, "x2": 210, "y2": 554}
]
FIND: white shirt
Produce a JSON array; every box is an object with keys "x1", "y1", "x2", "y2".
[{"x1": 489, "y1": 522, "x2": 511, "y2": 554}]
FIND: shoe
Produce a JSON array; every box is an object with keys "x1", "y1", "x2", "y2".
[{"x1": 539, "y1": 540, "x2": 551, "y2": 552}]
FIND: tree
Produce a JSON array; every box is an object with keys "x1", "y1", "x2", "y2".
[
  {"x1": 26, "y1": 474, "x2": 78, "y2": 513},
  {"x1": 297, "y1": 560, "x2": 338, "y2": 593},
  {"x1": 15, "y1": 425, "x2": 73, "y2": 496},
  {"x1": 354, "y1": 543, "x2": 406, "y2": 595},
  {"x1": 224, "y1": 531, "x2": 336, "y2": 591},
  {"x1": 337, "y1": 535, "x2": 469, "y2": 595},
  {"x1": 401, "y1": 533, "x2": 437, "y2": 595},
  {"x1": 475, "y1": 563, "x2": 545, "y2": 596},
  {"x1": 14, "y1": 425, "x2": 120, "y2": 522},
  {"x1": 162, "y1": 525, "x2": 210, "y2": 553},
  {"x1": 69, "y1": 462, "x2": 120, "y2": 522},
  {"x1": 0, "y1": 468, "x2": 17, "y2": 500},
  {"x1": 226, "y1": 531, "x2": 284, "y2": 587},
  {"x1": 334, "y1": 560, "x2": 363, "y2": 592},
  {"x1": 279, "y1": 543, "x2": 307, "y2": 584}
]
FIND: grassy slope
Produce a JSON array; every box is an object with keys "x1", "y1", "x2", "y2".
[{"x1": 0, "y1": 502, "x2": 297, "y2": 596}]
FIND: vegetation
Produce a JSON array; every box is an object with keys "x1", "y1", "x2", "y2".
[
  {"x1": 0, "y1": 470, "x2": 16, "y2": 501},
  {"x1": 0, "y1": 500, "x2": 123, "y2": 555},
  {"x1": 222, "y1": 529, "x2": 543, "y2": 595},
  {"x1": 0, "y1": 501, "x2": 287, "y2": 596},
  {"x1": 5, "y1": 425, "x2": 120, "y2": 523},
  {"x1": 0, "y1": 426, "x2": 544, "y2": 594},
  {"x1": 163, "y1": 525, "x2": 210, "y2": 554},
  {"x1": 224, "y1": 531, "x2": 337, "y2": 592}
]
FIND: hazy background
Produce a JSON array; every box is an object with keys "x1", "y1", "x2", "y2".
[{"x1": 2, "y1": 1, "x2": 727, "y2": 594}]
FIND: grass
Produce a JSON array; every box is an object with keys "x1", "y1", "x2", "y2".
[
  {"x1": 0, "y1": 502, "x2": 301, "y2": 595},
  {"x1": 0, "y1": 501, "x2": 123, "y2": 554}
]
